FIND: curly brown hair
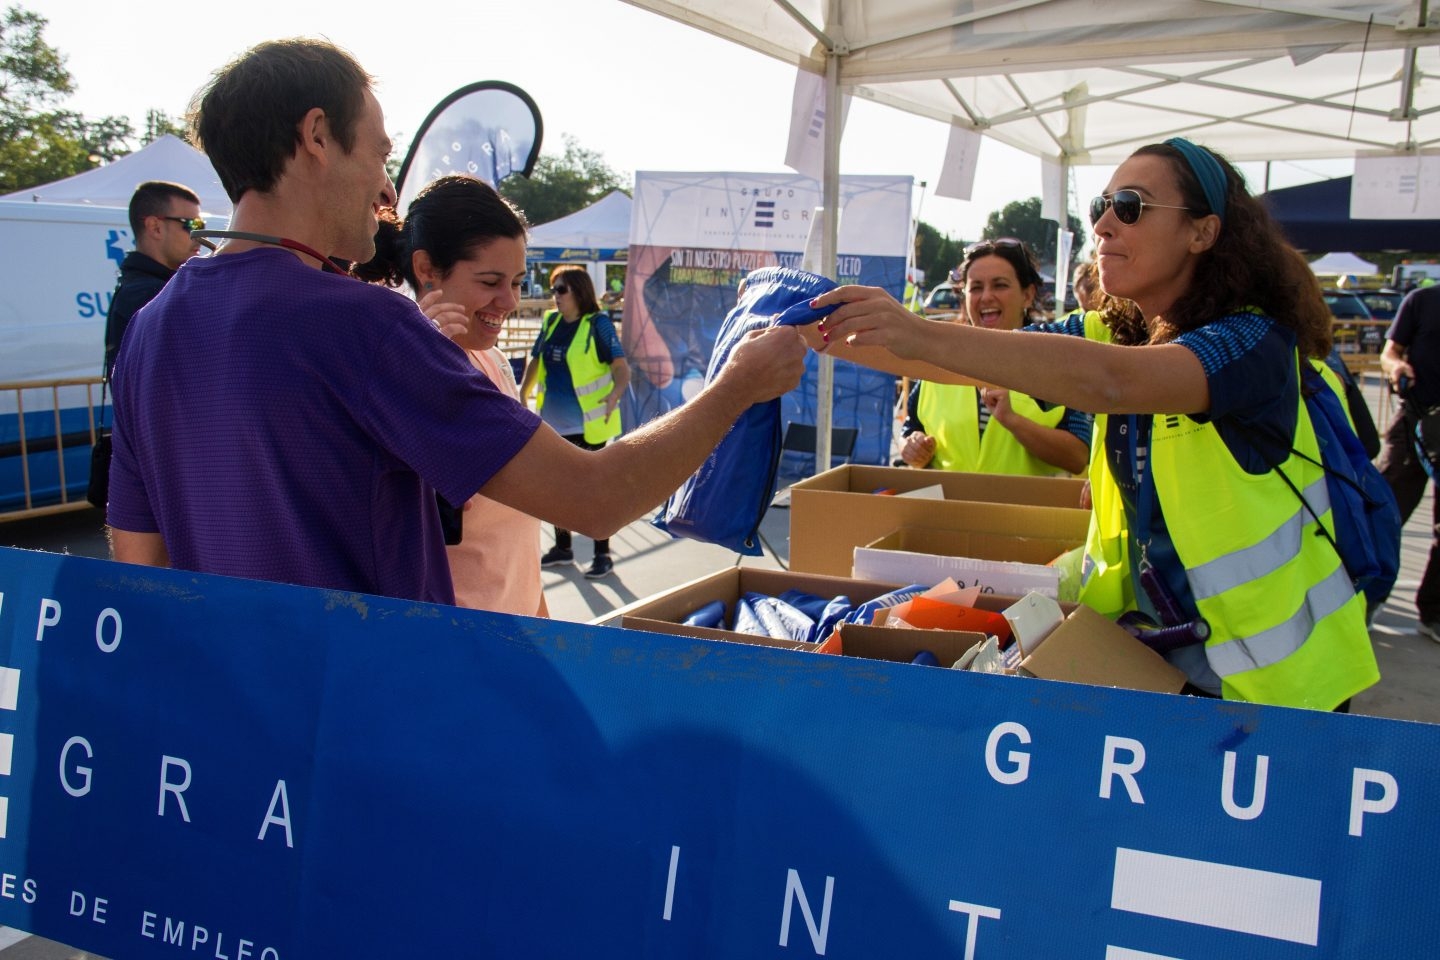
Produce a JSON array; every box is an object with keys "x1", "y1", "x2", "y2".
[
  {"x1": 1092, "y1": 290, "x2": 1147, "y2": 346},
  {"x1": 1127, "y1": 142, "x2": 1331, "y2": 359}
]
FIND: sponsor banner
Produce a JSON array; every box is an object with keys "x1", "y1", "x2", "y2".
[
  {"x1": 623, "y1": 173, "x2": 909, "y2": 468},
  {"x1": 1, "y1": 547, "x2": 1437, "y2": 957},
  {"x1": 526, "y1": 246, "x2": 629, "y2": 264}
]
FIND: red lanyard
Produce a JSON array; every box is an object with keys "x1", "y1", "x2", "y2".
[{"x1": 191, "y1": 231, "x2": 349, "y2": 274}]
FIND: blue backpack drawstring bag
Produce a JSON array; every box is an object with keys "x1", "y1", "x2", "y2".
[
  {"x1": 652, "y1": 266, "x2": 838, "y2": 554},
  {"x1": 1292, "y1": 362, "x2": 1402, "y2": 608},
  {"x1": 1251, "y1": 360, "x2": 1402, "y2": 609}
]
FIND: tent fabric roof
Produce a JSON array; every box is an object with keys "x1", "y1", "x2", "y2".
[
  {"x1": 621, "y1": 1, "x2": 1438, "y2": 164},
  {"x1": 1263, "y1": 175, "x2": 1440, "y2": 251},
  {"x1": 0, "y1": 135, "x2": 232, "y2": 215},
  {"x1": 527, "y1": 190, "x2": 632, "y2": 259},
  {"x1": 1307, "y1": 250, "x2": 1379, "y2": 274}
]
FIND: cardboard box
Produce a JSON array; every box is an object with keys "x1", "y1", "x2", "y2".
[
  {"x1": 833, "y1": 622, "x2": 987, "y2": 668},
  {"x1": 606, "y1": 567, "x2": 906, "y2": 647},
  {"x1": 852, "y1": 526, "x2": 1081, "y2": 596},
  {"x1": 1017, "y1": 605, "x2": 1188, "y2": 694},
  {"x1": 610, "y1": 565, "x2": 1006, "y2": 668},
  {"x1": 789, "y1": 465, "x2": 1090, "y2": 578},
  {"x1": 607, "y1": 565, "x2": 1184, "y2": 694}
]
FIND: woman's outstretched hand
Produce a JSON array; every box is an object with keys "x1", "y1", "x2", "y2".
[{"x1": 811, "y1": 285, "x2": 933, "y2": 361}]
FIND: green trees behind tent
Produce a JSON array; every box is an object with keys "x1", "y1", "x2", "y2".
[{"x1": 0, "y1": 5, "x2": 187, "y2": 194}]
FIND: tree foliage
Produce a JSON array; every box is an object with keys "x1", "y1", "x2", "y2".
[
  {"x1": 0, "y1": 5, "x2": 133, "y2": 192},
  {"x1": 982, "y1": 196, "x2": 1086, "y2": 275},
  {"x1": 914, "y1": 221, "x2": 966, "y2": 288},
  {"x1": 141, "y1": 108, "x2": 186, "y2": 145},
  {"x1": 500, "y1": 134, "x2": 630, "y2": 227}
]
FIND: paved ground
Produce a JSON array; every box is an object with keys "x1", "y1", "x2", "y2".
[{"x1": 0, "y1": 374, "x2": 1434, "y2": 956}]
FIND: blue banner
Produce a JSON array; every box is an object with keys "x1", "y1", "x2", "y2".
[{"x1": 0, "y1": 546, "x2": 1436, "y2": 957}]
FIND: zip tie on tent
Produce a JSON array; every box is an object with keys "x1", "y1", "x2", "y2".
[{"x1": 1346, "y1": 15, "x2": 1374, "y2": 141}]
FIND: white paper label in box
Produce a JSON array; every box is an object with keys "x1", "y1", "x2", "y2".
[
  {"x1": 1003, "y1": 592, "x2": 1064, "y2": 657},
  {"x1": 895, "y1": 483, "x2": 945, "y2": 500},
  {"x1": 852, "y1": 548, "x2": 1060, "y2": 597}
]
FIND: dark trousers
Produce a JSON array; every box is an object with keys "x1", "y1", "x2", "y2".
[
  {"x1": 1377, "y1": 406, "x2": 1440, "y2": 621},
  {"x1": 554, "y1": 434, "x2": 608, "y2": 557}
]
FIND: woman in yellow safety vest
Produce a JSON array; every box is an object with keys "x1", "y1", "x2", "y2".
[
  {"x1": 900, "y1": 239, "x2": 1091, "y2": 477},
  {"x1": 519, "y1": 266, "x2": 631, "y2": 580},
  {"x1": 810, "y1": 138, "x2": 1378, "y2": 711}
]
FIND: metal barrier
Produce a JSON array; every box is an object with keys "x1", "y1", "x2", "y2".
[{"x1": 0, "y1": 376, "x2": 104, "y2": 523}]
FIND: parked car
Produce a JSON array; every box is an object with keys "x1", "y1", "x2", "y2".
[
  {"x1": 1323, "y1": 288, "x2": 1371, "y2": 320},
  {"x1": 923, "y1": 282, "x2": 962, "y2": 319},
  {"x1": 1323, "y1": 288, "x2": 1383, "y2": 354},
  {"x1": 1359, "y1": 289, "x2": 1404, "y2": 323}
]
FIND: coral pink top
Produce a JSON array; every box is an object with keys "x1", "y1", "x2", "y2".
[{"x1": 446, "y1": 348, "x2": 544, "y2": 615}]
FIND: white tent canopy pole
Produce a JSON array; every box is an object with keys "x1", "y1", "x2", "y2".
[{"x1": 816, "y1": 19, "x2": 842, "y2": 475}]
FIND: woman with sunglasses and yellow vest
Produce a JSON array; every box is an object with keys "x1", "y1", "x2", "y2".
[
  {"x1": 810, "y1": 138, "x2": 1378, "y2": 711},
  {"x1": 519, "y1": 266, "x2": 631, "y2": 579},
  {"x1": 899, "y1": 239, "x2": 1091, "y2": 478}
]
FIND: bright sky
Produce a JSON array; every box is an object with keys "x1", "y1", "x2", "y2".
[{"x1": 32, "y1": 0, "x2": 1348, "y2": 244}]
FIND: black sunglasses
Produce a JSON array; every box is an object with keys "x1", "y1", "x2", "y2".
[
  {"x1": 953, "y1": 238, "x2": 1030, "y2": 283},
  {"x1": 552, "y1": 284, "x2": 569, "y2": 295},
  {"x1": 1089, "y1": 190, "x2": 1194, "y2": 227},
  {"x1": 963, "y1": 237, "x2": 1023, "y2": 260},
  {"x1": 161, "y1": 216, "x2": 206, "y2": 232}
]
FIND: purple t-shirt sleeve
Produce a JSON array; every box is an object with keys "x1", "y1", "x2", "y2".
[
  {"x1": 107, "y1": 402, "x2": 157, "y2": 532},
  {"x1": 357, "y1": 310, "x2": 542, "y2": 508}
]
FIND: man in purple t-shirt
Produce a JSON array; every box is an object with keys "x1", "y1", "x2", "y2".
[{"x1": 106, "y1": 39, "x2": 806, "y2": 605}]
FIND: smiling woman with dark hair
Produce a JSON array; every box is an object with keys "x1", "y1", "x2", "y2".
[
  {"x1": 355, "y1": 174, "x2": 545, "y2": 616},
  {"x1": 810, "y1": 138, "x2": 1378, "y2": 712},
  {"x1": 899, "y1": 237, "x2": 1091, "y2": 477}
]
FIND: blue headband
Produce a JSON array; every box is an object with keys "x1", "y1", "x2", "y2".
[{"x1": 1164, "y1": 137, "x2": 1227, "y2": 225}]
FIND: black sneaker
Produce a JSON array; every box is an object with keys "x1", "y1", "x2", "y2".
[
  {"x1": 540, "y1": 546, "x2": 574, "y2": 568},
  {"x1": 1419, "y1": 620, "x2": 1440, "y2": 644},
  {"x1": 585, "y1": 555, "x2": 614, "y2": 580}
]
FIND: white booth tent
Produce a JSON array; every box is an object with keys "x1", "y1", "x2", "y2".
[
  {"x1": 0, "y1": 135, "x2": 232, "y2": 217},
  {"x1": 620, "y1": 0, "x2": 1439, "y2": 465},
  {"x1": 526, "y1": 190, "x2": 632, "y2": 294},
  {"x1": 1308, "y1": 251, "x2": 1380, "y2": 275}
]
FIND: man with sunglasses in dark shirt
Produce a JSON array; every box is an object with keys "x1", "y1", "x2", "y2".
[{"x1": 103, "y1": 180, "x2": 205, "y2": 378}]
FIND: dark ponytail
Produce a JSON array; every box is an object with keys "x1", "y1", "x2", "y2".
[
  {"x1": 351, "y1": 174, "x2": 530, "y2": 290},
  {"x1": 352, "y1": 208, "x2": 408, "y2": 285}
]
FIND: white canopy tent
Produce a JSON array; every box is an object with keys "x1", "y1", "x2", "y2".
[
  {"x1": 620, "y1": 0, "x2": 1439, "y2": 465},
  {"x1": 527, "y1": 190, "x2": 632, "y2": 259},
  {"x1": 527, "y1": 190, "x2": 633, "y2": 296},
  {"x1": 1308, "y1": 251, "x2": 1380, "y2": 274},
  {"x1": 0, "y1": 135, "x2": 232, "y2": 216}
]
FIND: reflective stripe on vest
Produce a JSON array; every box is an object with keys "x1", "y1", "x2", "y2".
[
  {"x1": 1185, "y1": 475, "x2": 1330, "y2": 601},
  {"x1": 575, "y1": 372, "x2": 615, "y2": 399},
  {"x1": 535, "y1": 310, "x2": 621, "y2": 444},
  {"x1": 1150, "y1": 350, "x2": 1377, "y2": 709},
  {"x1": 1204, "y1": 562, "x2": 1358, "y2": 677}
]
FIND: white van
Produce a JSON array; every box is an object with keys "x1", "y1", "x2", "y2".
[
  {"x1": 0, "y1": 201, "x2": 236, "y2": 515},
  {"x1": 0, "y1": 201, "x2": 139, "y2": 514}
]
